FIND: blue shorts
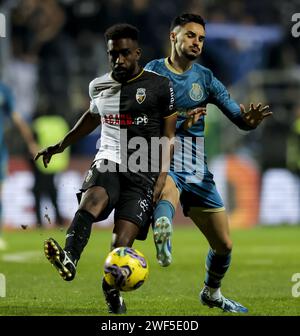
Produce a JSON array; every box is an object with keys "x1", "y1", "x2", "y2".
[{"x1": 168, "y1": 169, "x2": 224, "y2": 216}]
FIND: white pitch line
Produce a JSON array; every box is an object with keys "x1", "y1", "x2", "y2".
[{"x1": 1, "y1": 251, "x2": 42, "y2": 263}]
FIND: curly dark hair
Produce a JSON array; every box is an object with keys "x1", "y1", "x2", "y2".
[{"x1": 104, "y1": 23, "x2": 139, "y2": 43}]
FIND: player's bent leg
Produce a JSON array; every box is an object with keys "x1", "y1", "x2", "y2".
[
  {"x1": 111, "y1": 218, "x2": 139, "y2": 249},
  {"x1": 64, "y1": 186, "x2": 108, "y2": 260},
  {"x1": 102, "y1": 219, "x2": 139, "y2": 314},
  {"x1": 189, "y1": 209, "x2": 232, "y2": 255},
  {"x1": 189, "y1": 208, "x2": 248, "y2": 313},
  {"x1": 44, "y1": 186, "x2": 108, "y2": 281},
  {"x1": 189, "y1": 210, "x2": 233, "y2": 293},
  {"x1": 153, "y1": 175, "x2": 179, "y2": 267}
]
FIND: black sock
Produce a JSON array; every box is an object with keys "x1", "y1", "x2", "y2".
[
  {"x1": 102, "y1": 277, "x2": 116, "y2": 291},
  {"x1": 64, "y1": 209, "x2": 95, "y2": 262}
]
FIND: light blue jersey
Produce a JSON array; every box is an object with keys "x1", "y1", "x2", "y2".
[
  {"x1": 145, "y1": 58, "x2": 252, "y2": 212},
  {"x1": 0, "y1": 81, "x2": 15, "y2": 181}
]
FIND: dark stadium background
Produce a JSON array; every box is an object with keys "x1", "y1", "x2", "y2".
[{"x1": 1, "y1": 0, "x2": 299, "y2": 229}]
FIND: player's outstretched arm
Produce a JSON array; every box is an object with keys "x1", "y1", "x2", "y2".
[
  {"x1": 35, "y1": 109, "x2": 101, "y2": 168},
  {"x1": 240, "y1": 103, "x2": 272, "y2": 128},
  {"x1": 34, "y1": 144, "x2": 64, "y2": 168},
  {"x1": 209, "y1": 75, "x2": 272, "y2": 130}
]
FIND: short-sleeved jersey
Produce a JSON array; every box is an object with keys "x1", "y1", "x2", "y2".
[
  {"x1": 145, "y1": 58, "x2": 252, "y2": 207},
  {"x1": 89, "y1": 68, "x2": 175, "y2": 170},
  {"x1": 145, "y1": 58, "x2": 251, "y2": 173},
  {"x1": 0, "y1": 81, "x2": 15, "y2": 158}
]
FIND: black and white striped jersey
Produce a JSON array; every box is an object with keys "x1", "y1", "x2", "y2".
[{"x1": 89, "y1": 68, "x2": 175, "y2": 168}]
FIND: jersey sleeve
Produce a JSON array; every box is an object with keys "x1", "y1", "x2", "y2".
[
  {"x1": 159, "y1": 78, "x2": 176, "y2": 119},
  {"x1": 208, "y1": 75, "x2": 253, "y2": 130},
  {"x1": 144, "y1": 60, "x2": 156, "y2": 72},
  {"x1": 88, "y1": 79, "x2": 99, "y2": 114}
]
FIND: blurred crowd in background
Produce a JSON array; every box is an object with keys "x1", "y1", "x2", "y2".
[
  {"x1": 0, "y1": 0, "x2": 299, "y2": 169},
  {"x1": 0, "y1": 0, "x2": 299, "y2": 227}
]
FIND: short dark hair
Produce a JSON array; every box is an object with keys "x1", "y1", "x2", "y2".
[
  {"x1": 170, "y1": 13, "x2": 206, "y2": 31},
  {"x1": 104, "y1": 23, "x2": 139, "y2": 43}
]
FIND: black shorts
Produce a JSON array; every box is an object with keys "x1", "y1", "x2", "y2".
[{"x1": 77, "y1": 160, "x2": 158, "y2": 240}]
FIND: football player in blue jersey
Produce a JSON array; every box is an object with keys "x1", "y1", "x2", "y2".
[{"x1": 145, "y1": 13, "x2": 272, "y2": 313}]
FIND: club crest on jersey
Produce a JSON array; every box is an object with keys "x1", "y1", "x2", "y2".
[
  {"x1": 189, "y1": 83, "x2": 203, "y2": 102},
  {"x1": 136, "y1": 88, "x2": 146, "y2": 104}
]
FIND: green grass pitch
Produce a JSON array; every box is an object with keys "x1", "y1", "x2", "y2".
[{"x1": 0, "y1": 225, "x2": 299, "y2": 316}]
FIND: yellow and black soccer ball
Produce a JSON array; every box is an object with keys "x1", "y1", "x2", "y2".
[{"x1": 104, "y1": 247, "x2": 149, "y2": 292}]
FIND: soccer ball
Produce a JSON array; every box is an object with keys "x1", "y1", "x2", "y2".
[{"x1": 104, "y1": 247, "x2": 149, "y2": 292}]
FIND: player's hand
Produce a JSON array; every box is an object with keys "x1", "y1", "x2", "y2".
[
  {"x1": 183, "y1": 107, "x2": 207, "y2": 130},
  {"x1": 34, "y1": 143, "x2": 63, "y2": 168},
  {"x1": 240, "y1": 103, "x2": 272, "y2": 128}
]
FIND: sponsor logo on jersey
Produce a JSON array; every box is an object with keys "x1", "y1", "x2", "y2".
[
  {"x1": 189, "y1": 83, "x2": 203, "y2": 102},
  {"x1": 169, "y1": 86, "x2": 175, "y2": 110},
  {"x1": 135, "y1": 114, "x2": 148, "y2": 125},
  {"x1": 136, "y1": 88, "x2": 146, "y2": 104},
  {"x1": 102, "y1": 113, "x2": 148, "y2": 125},
  {"x1": 103, "y1": 114, "x2": 134, "y2": 125}
]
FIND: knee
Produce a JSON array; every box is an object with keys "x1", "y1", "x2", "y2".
[
  {"x1": 85, "y1": 194, "x2": 101, "y2": 209},
  {"x1": 80, "y1": 188, "x2": 108, "y2": 213},
  {"x1": 160, "y1": 185, "x2": 179, "y2": 206},
  {"x1": 215, "y1": 239, "x2": 233, "y2": 255}
]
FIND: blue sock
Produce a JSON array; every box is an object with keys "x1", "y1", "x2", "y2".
[
  {"x1": 153, "y1": 200, "x2": 175, "y2": 225},
  {"x1": 204, "y1": 249, "x2": 231, "y2": 288}
]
